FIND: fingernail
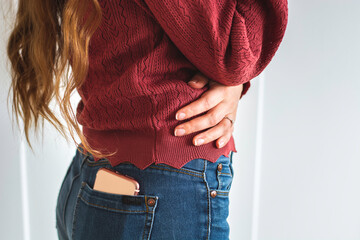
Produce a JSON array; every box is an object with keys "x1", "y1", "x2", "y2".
[
  {"x1": 174, "y1": 128, "x2": 185, "y2": 136},
  {"x1": 195, "y1": 138, "x2": 204, "y2": 146},
  {"x1": 218, "y1": 140, "x2": 224, "y2": 148},
  {"x1": 176, "y1": 112, "x2": 186, "y2": 120},
  {"x1": 190, "y1": 78, "x2": 199, "y2": 83}
]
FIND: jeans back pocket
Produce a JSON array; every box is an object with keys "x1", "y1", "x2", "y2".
[{"x1": 71, "y1": 181, "x2": 158, "y2": 240}]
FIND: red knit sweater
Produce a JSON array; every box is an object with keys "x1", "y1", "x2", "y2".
[{"x1": 76, "y1": 0, "x2": 288, "y2": 170}]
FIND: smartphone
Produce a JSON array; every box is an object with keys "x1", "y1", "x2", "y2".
[{"x1": 93, "y1": 167, "x2": 140, "y2": 196}]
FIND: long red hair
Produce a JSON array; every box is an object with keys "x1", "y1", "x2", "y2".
[{"x1": 6, "y1": 0, "x2": 114, "y2": 159}]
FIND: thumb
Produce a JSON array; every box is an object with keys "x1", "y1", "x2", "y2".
[{"x1": 188, "y1": 73, "x2": 209, "y2": 88}]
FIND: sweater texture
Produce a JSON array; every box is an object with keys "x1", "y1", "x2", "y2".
[{"x1": 76, "y1": 0, "x2": 288, "y2": 170}]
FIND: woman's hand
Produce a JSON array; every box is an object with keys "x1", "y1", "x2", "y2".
[{"x1": 174, "y1": 72, "x2": 244, "y2": 148}]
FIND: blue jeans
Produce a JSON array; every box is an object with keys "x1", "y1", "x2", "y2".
[{"x1": 55, "y1": 146, "x2": 234, "y2": 240}]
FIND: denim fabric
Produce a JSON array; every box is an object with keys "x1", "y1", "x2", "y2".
[{"x1": 55, "y1": 146, "x2": 234, "y2": 240}]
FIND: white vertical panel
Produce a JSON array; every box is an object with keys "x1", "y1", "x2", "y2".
[
  {"x1": 251, "y1": 73, "x2": 265, "y2": 240},
  {"x1": 0, "y1": 0, "x2": 24, "y2": 239},
  {"x1": 229, "y1": 75, "x2": 262, "y2": 239}
]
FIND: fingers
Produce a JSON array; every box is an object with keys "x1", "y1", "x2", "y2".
[
  {"x1": 192, "y1": 116, "x2": 234, "y2": 147},
  {"x1": 174, "y1": 102, "x2": 230, "y2": 138},
  {"x1": 176, "y1": 71, "x2": 239, "y2": 148},
  {"x1": 175, "y1": 87, "x2": 224, "y2": 121},
  {"x1": 215, "y1": 130, "x2": 233, "y2": 149},
  {"x1": 187, "y1": 72, "x2": 210, "y2": 88}
]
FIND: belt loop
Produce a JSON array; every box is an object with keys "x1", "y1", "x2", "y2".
[
  {"x1": 77, "y1": 143, "x2": 89, "y2": 167},
  {"x1": 78, "y1": 143, "x2": 91, "y2": 158},
  {"x1": 81, "y1": 155, "x2": 88, "y2": 167}
]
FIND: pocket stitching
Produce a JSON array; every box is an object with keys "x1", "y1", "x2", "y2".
[
  {"x1": 57, "y1": 159, "x2": 74, "y2": 229},
  {"x1": 216, "y1": 191, "x2": 230, "y2": 196},
  {"x1": 219, "y1": 172, "x2": 232, "y2": 176},
  {"x1": 62, "y1": 164, "x2": 81, "y2": 231},
  {"x1": 148, "y1": 165, "x2": 203, "y2": 178},
  {"x1": 78, "y1": 194, "x2": 150, "y2": 213},
  {"x1": 80, "y1": 182, "x2": 158, "y2": 212},
  {"x1": 142, "y1": 197, "x2": 149, "y2": 240}
]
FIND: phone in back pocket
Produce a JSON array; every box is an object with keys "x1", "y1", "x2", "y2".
[{"x1": 93, "y1": 167, "x2": 140, "y2": 196}]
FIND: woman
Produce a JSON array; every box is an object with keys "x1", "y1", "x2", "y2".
[{"x1": 6, "y1": 0, "x2": 288, "y2": 239}]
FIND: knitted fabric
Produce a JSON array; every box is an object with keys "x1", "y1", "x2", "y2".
[{"x1": 76, "y1": 0, "x2": 288, "y2": 169}]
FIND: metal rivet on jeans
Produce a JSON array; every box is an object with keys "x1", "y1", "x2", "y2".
[
  {"x1": 217, "y1": 163, "x2": 223, "y2": 171},
  {"x1": 210, "y1": 190, "x2": 217, "y2": 198},
  {"x1": 147, "y1": 198, "x2": 156, "y2": 207}
]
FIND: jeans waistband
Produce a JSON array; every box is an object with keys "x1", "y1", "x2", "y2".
[
  {"x1": 78, "y1": 143, "x2": 232, "y2": 173},
  {"x1": 179, "y1": 158, "x2": 207, "y2": 172},
  {"x1": 179, "y1": 151, "x2": 233, "y2": 173}
]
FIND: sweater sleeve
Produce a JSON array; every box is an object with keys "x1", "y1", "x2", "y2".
[
  {"x1": 143, "y1": 0, "x2": 288, "y2": 89},
  {"x1": 240, "y1": 81, "x2": 251, "y2": 99}
]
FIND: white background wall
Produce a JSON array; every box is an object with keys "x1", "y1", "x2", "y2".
[
  {"x1": 1, "y1": 0, "x2": 360, "y2": 239},
  {"x1": 229, "y1": 0, "x2": 360, "y2": 239}
]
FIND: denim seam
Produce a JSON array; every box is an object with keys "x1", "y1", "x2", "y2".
[
  {"x1": 146, "y1": 198, "x2": 157, "y2": 240},
  {"x1": 150, "y1": 164, "x2": 204, "y2": 175},
  {"x1": 142, "y1": 196, "x2": 149, "y2": 240},
  {"x1": 85, "y1": 162, "x2": 111, "y2": 167},
  {"x1": 55, "y1": 220, "x2": 68, "y2": 240},
  {"x1": 62, "y1": 155, "x2": 87, "y2": 233},
  {"x1": 202, "y1": 159, "x2": 210, "y2": 240},
  {"x1": 216, "y1": 169, "x2": 222, "y2": 189},
  {"x1": 71, "y1": 184, "x2": 84, "y2": 240},
  {"x1": 229, "y1": 162, "x2": 234, "y2": 178},
  {"x1": 78, "y1": 194, "x2": 151, "y2": 213},
  {"x1": 216, "y1": 192, "x2": 229, "y2": 196},
  {"x1": 58, "y1": 159, "x2": 74, "y2": 235},
  {"x1": 216, "y1": 173, "x2": 232, "y2": 193},
  {"x1": 148, "y1": 166, "x2": 203, "y2": 178},
  {"x1": 219, "y1": 172, "x2": 232, "y2": 176}
]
